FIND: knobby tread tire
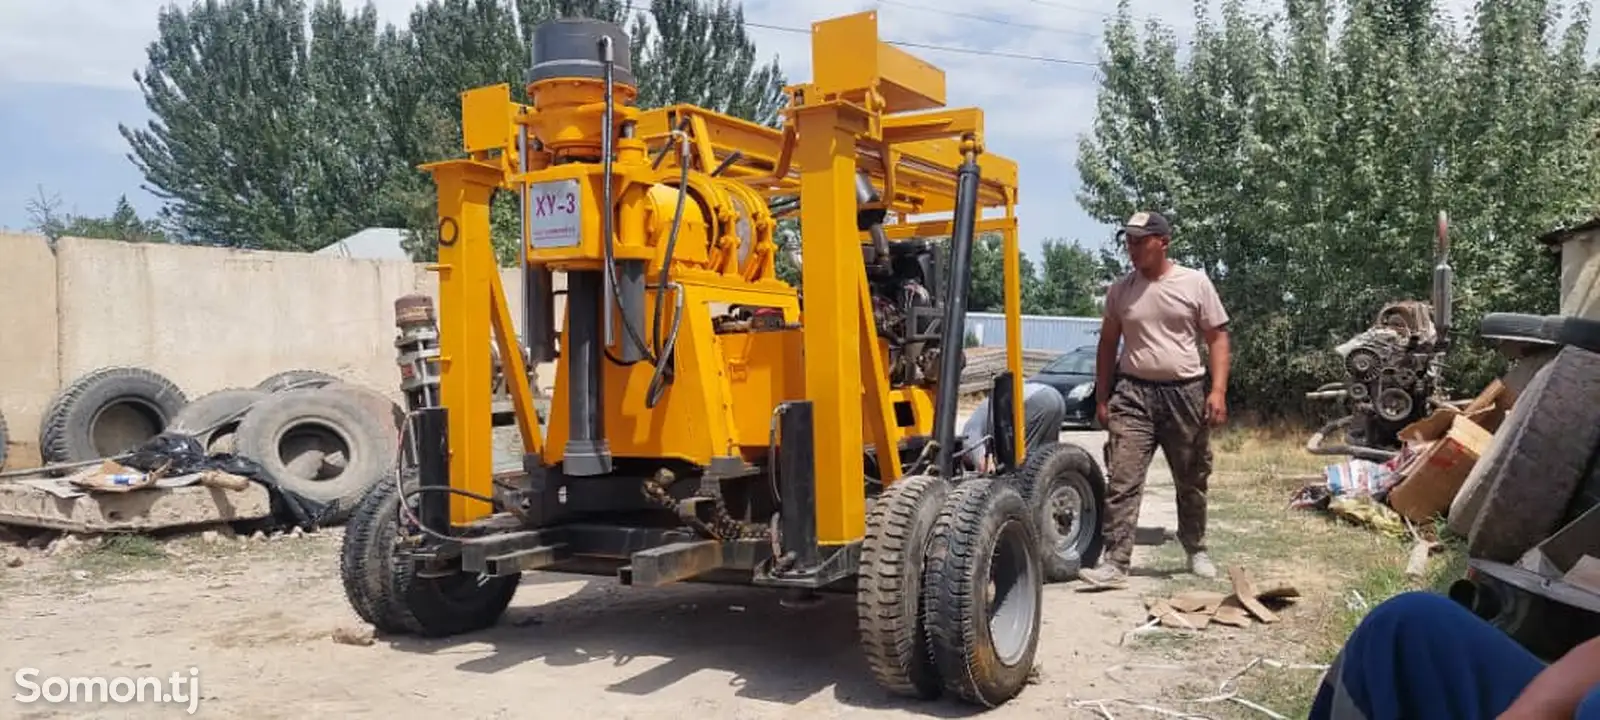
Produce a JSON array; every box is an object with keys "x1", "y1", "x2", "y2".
[
  {"x1": 339, "y1": 468, "x2": 409, "y2": 633},
  {"x1": 1469, "y1": 346, "x2": 1600, "y2": 562},
  {"x1": 858, "y1": 474, "x2": 951, "y2": 700},
  {"x1": 1009, "y1": 442, "x2": 1107, "y2": 582},
  {"x1": 256, "y1": 369, "x2": 340, "y2": 394},
  {"x1": 39, "y1": 366, "x2": 189, "y2": 464},
  {"x1": 340, "y1": 469, "x2": 520, "y2": 637},
  {"x1": 923, "y1": 477, "x2": 1042, "y2": 708}
]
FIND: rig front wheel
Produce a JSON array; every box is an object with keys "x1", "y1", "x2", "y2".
[
  {"x1": 922, "y1": 476, "x2": 1043, "y2": 708},
  {"x1": 858, "y1": 474, "x2": 951, "y2": 700},
  {"x1": 339, "y1": 470, "x2": 520, "y2": 637}
]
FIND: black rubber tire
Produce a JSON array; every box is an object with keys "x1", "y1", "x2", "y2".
[
  {"x1": 0, "y1": 408, "x2": 9, "y2": 471},
  {"x1": 858, "y1": 474, "x2": 951, "y2": 700},
  {"x1": 256, "y1": 369, "x2": 340, "y2": 394},
  {"x1": 319, "y1": 382, "x2": 406, "y2": 438},
  {"x1": 339, "y1": 467, "x2": 520, "y2": 636},
  {"x1": 1480, "y1": 313, "x2": 1600, "y2": 353},
  {"x1": 167, "y1": 388, "x2": 269, "y2": 454},
  {"x1": 39, "y1": 367, "x2": 189, "y2": 464},
  {"x1": 922, "y1": 477, "x2": 1043, "y2": 708},
  {"x1": 233, "y1": 388, "x2": 398, "y2": 525},
  {"x1": 1469, "y1": 346, "x2": 1600, "y2": 562},
  {"x1": 1010, "y1": 442, "x2": 1107, "y2": 582},
  {"x1": 341, "y1": 467, "x2": 410, "y2": 633}
]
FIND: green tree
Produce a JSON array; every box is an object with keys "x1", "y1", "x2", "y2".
[
  {"x1": 1029, "y1": 240, "x2": 1102, "y2": 316},
  {"x1": 26, "y1": 189, "x2": 169, "y2": 245},
  {"x1": 1076, "y1": 0, "x2": 1593, "y2": 417}
]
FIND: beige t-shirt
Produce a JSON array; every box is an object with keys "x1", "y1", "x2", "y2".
[{"x1": 1104, "y1": 265, "x2": 1229, "y2": 382}]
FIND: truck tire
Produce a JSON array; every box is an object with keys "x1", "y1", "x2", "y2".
[
  {"x1": 256, "y1": 369, "x2": 339, "y2": 394},
  {"x1": 858, "y1": 474, "x2": 950, "y2": 700},
  {"x1": 340, "y1": 467, "x2": 519, "y2": 636},
  {"x1": 923, "y1": 477, "x2": 1042, "y2": 707},
  {"x1": 167, "y1": 388, "x2": 269, "y2": 454},
  {"x1": 1009, "y1": 442, "x2": 1106, "y2": 582},
  {"x1": 1480, "y1": 313, "x2": 1600, "y2": 353},
  {"x1": 1468, "y1": 346, "x2": 1600, "y2": 562},
  {"x1": 39, "y1": 367, "x2": 189, "y2": 464},
  {"x1": 233, "y1": 388, "x2": 397, "y2": 525},
  {"x1": 319, "y1": 382, "x2": 406, "y2": 438}
]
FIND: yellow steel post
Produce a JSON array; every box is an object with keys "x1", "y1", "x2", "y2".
[
  {"x1": 1000, "y1": 214, "x2": 1025, "y2": 464},
  {"x1": 420, "y1": 158, "x2": 503, "y2": 525},
  {"x1": 795, "y1": 99, "x2": 871, "y2": 545}
]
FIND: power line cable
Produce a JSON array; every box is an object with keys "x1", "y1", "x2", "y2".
[
  {"x1": 873, "y1": 0, "x2": 1102, "y2": 41},
  {"x1": 741, "y1": 20, "x2": 1100, "y2": 67}
]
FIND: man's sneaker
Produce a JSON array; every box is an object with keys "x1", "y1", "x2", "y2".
[
  {"x1": 1077, "y1": 563, "x2": 1129, "y2": 590},
  {"x1": 1189, "y1": 551, "x2": 1217, "y2": 579}
]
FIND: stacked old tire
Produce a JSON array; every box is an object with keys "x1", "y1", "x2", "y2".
[
  {"x1": 856, "y1": 441, "x2": 1107, "y2": 708},
  {"x1": 185, "y1": 371, "x2": 401, "y2": 526},
  {"x1": 34, "y1": 365, "x2": 400, "y2": 527}
]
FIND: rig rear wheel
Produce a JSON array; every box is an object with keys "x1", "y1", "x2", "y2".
[
  {"x1": 1009, "y1": 442, "x2": 1106, "y2": 582},
  {"x1": 922, "y1": 476, "x2": 1043, "y2": 708},
  {"x1": 858, "y1": 474, "x2": 951, "y2": 700},
  {"x1": 339, "y1": 469, "x2": 520, "y2": 637}
]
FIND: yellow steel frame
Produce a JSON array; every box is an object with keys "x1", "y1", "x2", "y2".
[{"x1": 419, "y1": 10, "x2": 1026, "y2": 544}]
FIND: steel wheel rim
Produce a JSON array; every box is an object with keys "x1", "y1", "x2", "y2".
[
  {"x1": 1046, "y1": 479, "x2": 1094, "y2": 561},
  {"x1": 988, "y1": 518, "x2": 1040, "y2": 666}
]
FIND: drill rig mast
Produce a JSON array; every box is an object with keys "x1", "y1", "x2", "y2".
[{"x1": 343, "y1": 11, "x2": 1104, "y2": 708}]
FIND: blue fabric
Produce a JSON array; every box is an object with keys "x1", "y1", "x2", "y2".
[
  {"x1": 1309, "y1": 591, "x2": 1547, "y2": 720},
  {"x1": 1582, "y1": 685, "x2": 1600, "y2": 720}
]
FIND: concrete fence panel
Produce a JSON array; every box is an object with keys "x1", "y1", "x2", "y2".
[{"x1": 0, "y1": 233, "x2": 61, "y2": 468}]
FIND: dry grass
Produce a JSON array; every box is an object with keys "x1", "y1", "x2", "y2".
[{"x1": 1126, "y1": 425, "x2": 1469, "y2": 718}]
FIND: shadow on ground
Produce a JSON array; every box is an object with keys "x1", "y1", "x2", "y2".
[{"x1": 382, "y1": 573, "x2": 987, "y2": 716}]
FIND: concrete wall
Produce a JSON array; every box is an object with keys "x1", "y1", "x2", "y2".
[{"x1": 1, "y1": 233, "x2": 561, "y2": 470}]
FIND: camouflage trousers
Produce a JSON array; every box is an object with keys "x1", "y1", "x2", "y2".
[{"x1": 1100, "y1": 374, "x2": 1214, "y2": 569}]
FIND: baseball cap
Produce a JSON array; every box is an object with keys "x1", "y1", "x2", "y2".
[{"x1": 1121, "y1": 210, "x2": 1172, "y2": 239}]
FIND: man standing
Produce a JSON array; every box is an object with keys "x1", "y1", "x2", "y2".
[
  {"x1": 1078, "y1": 210, "x2": 1231, "y2": 589},
  {"x1": 959, "y1": 381, "x2": 1067, "y2": 472}
]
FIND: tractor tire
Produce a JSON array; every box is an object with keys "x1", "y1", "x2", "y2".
[
  {"x1": 233, "y1": 388, "x2": 397, "y2": 525},
  {"x1": 256, "y1": 369, "x2": 340, "y2": 394},
  {"x1": 858, "y1": 474, "x2": 950, "y2": 700},
  {"x1": 922, "y1": 476, "x2": 1043, "y2": 708},
  {"x1": 167, "y1": 388, "x2": 269, "y2": 454},
  {"x1": 40, "y1": 367, "x2": 189, "y2": 464},
  {"x1": 339, "y1": 467, "x2": 520, "y2": 636},
  {"x1": 1009, "y1": 442, "x2": 1106, "y2": 582},
  {"x1": 0, "y1": 407, "x2": 9, "y2": 471},
  {"x1": 1468, "y1": 346, "x2": 1600, "y2": 562}
]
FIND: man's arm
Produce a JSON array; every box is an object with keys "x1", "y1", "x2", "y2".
[
  {"x1": 1501, "y1": 635, "x2": 1600, "y2": 719},
  {"x1": 1204, "y1": 325, "x2": 1230, "y2": 395},
  {"x1": 1095, "y1": 313, "x2": 1122, "y2": 411}
]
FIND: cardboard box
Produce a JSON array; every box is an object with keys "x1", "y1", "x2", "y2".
[
  {"x1": 1462, "y1": 378, "x2": 1515, "y2": 434},
  {"x1": 1386, "y1": 410, "x2": 1495, "y2": 523}
]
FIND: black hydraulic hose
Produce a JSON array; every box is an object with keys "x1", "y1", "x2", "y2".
[
  {"x1": 652, "y1": 134, "x2": 691, "y2": 361},
  {"x1": 598, "y1": 34, "x2": 654, "y2": 367},
  {"x1": 645, "y1": 281, "x2": 685, "y2": 409}
]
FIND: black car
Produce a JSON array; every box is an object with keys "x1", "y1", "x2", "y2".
[{"x1": 1028, "y1": 345, "x2": 1101, "y2": 429}]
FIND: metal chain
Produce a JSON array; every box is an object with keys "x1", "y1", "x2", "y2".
[{"x1": 642, "y1": 469, "x2": 765, "y2": 540}]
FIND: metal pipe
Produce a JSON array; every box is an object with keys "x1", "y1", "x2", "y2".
[
  {"x1": 933, "y1": 147, "x2": 982, "y2": 478},
  {"x1": 1432, "y1": 210, "x2": 1454, "y2": 348},
  {"x1": 562, "y1": 271, "x2": 611, "y2": 475},
  {"x1": 600, "y1": 35, "x2": 617, "y2": 349}
]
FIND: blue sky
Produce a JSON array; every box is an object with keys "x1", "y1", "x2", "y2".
[{"x1": 0, "y1": 0, "x2": 1484, "y2": 261}]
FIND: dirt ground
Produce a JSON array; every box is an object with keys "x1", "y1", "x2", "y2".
[{"x1": 0, "y1": 428, "x2": 1350, "y2": 719}]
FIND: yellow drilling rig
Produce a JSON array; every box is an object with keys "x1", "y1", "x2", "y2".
[{"x1": 340, "y1": 10, "x2": 1106, "y2": 707}]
